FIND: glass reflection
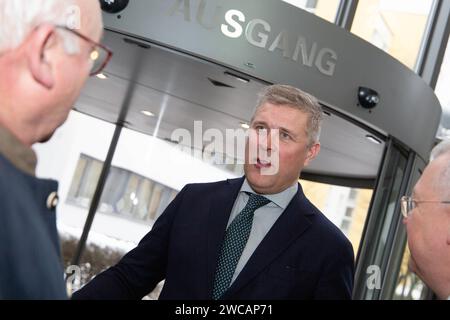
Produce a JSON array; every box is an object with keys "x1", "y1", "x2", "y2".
[{"x1": 351, "y1": 0, "x2": 433, "y2": 69}]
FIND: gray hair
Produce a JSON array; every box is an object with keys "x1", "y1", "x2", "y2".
[
  {"x1": 430, "y1": 139, "x2": 450, "y2": 161},
  {"x1": 254, "y1": 84, "x2": 323, "y2": 146},
  {"x1": 429, "y1": 139, "x2": 450, "y2": 198},
  {"x1": 0, "y1": 0, "x2": 78, "y2": 54}
]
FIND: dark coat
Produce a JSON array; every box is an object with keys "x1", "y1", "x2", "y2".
[
  {"x1": 0, "y1": 154, "x2": 67, "y2": 299},
  {"x1": 73, "y1": 177, "x2": 354, "y2": 300}
]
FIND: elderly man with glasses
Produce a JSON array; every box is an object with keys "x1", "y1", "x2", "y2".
[
  {"x1": 0, "y1": 0, "x2": 110, "y2": 299},
  {"x1": 402, "y1": 139, "x2": 450, "y2": 300}
]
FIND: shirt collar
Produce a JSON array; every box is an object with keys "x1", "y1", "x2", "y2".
[
  {"x1": 0, "y1": 125, "x2": 37, "y2": 176},
  {"x1": 240, "y1": 178, "x2": 298, "y2": 210}
]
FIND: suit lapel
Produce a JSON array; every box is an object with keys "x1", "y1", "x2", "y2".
[
  {"x1": 205, "y1": 177, "x2": 245, "y2": 297},
  {"x1": 223, "y1": 185, "x2": 314, "y2": 298}
]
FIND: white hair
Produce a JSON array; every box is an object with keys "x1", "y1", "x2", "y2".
[
  {"x1": 0, "y1": 0, "x2": 78, "y2": 53},
  {"x1": 429, "y1": 139, "x2": 450, "y2": 198},
  {"x1": 430, "y1": 139, "x2": 450, "y2": 161}
]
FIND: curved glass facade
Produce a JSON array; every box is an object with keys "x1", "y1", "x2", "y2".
[
  {"x1": 282, "y1": 0, "x2": 342, "y2": 22},
  {"x1": 351, "y1": 0, "x2": 434, "y2": 70}
]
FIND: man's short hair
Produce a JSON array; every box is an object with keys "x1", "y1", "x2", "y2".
[
  {"x1": 430, "y1": 139, "x2": 450, "y2": 161},
  {"x1": 0, "y1": 0, "x2": 77, "y2": 53},
  {"x1": 429, "y1": 139, "x2": 450, "y2": 198},
  {"x1": 254, "y1": 84, "x2": 323, "y2": 146}
]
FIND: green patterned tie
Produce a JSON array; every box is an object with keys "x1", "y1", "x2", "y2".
[{"x1": 212, "y1": 193, "x2": 270, "y2": 300}]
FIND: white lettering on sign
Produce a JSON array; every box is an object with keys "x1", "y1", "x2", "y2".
[
  {"x1": 169, "y1": 0, "x2": 338, "y2": 77},
  {"x1": 221, "y1": 9, "x2": 245, "y2": 38},
  {"x1": 245, "y1": 19, "x2": 271, "y2": 48}
]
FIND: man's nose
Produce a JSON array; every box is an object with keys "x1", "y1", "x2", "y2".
[
  {"x1": 258, "y1": 130, "x2": 272, "y2": 151},
  {"x1": 402, "y1": 217, "x2": 408, "y2": 225}
]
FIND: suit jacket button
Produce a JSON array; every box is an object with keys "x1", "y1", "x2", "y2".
[{"x1": 46, "y1": 191, "x2": 59, "y2": 210}]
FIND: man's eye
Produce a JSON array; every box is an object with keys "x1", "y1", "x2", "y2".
[{"x1": 280, "y1": 132, "x2": 291, "y2": 139}]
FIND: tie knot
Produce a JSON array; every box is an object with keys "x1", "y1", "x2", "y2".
[{"x1": 245, "y1": 193, "x2": 270, "y2": 212}]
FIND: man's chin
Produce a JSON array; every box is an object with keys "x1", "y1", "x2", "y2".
[{"x1": 245, "y1": 171, "x2": 277, "y2": 193}]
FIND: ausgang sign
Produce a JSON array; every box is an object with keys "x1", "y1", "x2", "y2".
[{"x1": 168, "y1": 0, "x2": 338, "y2": 77}]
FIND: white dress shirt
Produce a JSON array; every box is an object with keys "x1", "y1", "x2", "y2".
[{"x1": 227, "y1": 178, "x2": 298, "y2": 284}]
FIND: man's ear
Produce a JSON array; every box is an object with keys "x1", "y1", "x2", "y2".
[
  {"x1": 26, "y1": 24, "x2": 57, "y2": 90},
  {"x1": 303, "y1": 142, "x2": 320, "y2": 167}
]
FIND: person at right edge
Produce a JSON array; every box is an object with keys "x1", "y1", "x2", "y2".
[
  {"x1": 73, "y1": 84, "x2": 355, "y2": 300},
  {"x1": 403, "y1": 139, "x2": 450, "y2": 300}
]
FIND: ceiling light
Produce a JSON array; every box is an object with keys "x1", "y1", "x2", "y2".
[
  {"x1": 240, "y1": 122, "x2": 250, "y2": 129},
  {"x1": 224, "y1": 71, "x2": 250, "y2": 83},
  {"x1": 96, "y1": 73, "x2": 108, "y2": 80},
  {"x1": 366, "y1": 134, "x2": 382, "y2": 145},
  {"x1": 141, "y1": 110, "x2": 155, "y2": 117}
]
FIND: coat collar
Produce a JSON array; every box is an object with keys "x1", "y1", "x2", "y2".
[
  {"x1": 0, "y1": 125, "x2": 37, "y2": 176},
  {"x1": 239, "y1": 178, "x2": 298, "y2": 210}
]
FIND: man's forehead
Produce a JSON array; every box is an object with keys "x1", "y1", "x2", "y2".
[
  {"x1": 252, "y1": 114, "x2": 303, "y2": 132},
  {"x1": 411, "y1": 177, "x2": 424, "y2": 198},
  {"x1": 253, "y1": 107, "x2": 308, "y2": 136},
  {"x1": 414, "y1": 160, "x2": 442, "y2": 197},
  {"x1": 254, "y1": 104, "x2": 307, "y2": 120}
]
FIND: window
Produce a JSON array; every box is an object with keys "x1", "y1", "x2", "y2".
[
  {"x1": 281, "y1": 0, "x2": 342, "y2": 23},
  {"x1": 349, "y1": 188, "x2": 358, "y2": 201},
  {"x1": 435, "y1": 36, "x2": 450, "y2": 139},
  {"x1": 340, "y1": 219, "x2": 352, "y2": 233},
  {"x1": 345, "y1": 207, "x2": 354, "y2": 218},
  {"x1": 67, "y1": 155, "x2": 102, "y2": 207},
  {"x1": 67, "y1": 154, "x2": 178, "y2": 223},
  {"x1": 340, "y1": 207, "x2": 354, "y2": 234},
  {"x1": 351, "y1": 0, "x2": 434, "y2": 69},
  {"x1": 300, "y1": 180, "x2": 373, "y2": 254}
]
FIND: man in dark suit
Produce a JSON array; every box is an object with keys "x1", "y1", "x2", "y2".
[
  {"x1": 73, "y1": 84, "x2": 355, "y2": 300},
  {"x1": 0, "y1": 0, "x2": 107, "y2": 299}
]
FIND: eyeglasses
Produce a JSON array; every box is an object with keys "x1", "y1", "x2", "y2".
[
  {"x1": 55, "y1": 26, "x2": 113, "y2": 76},
  {"x1": 400, "y1": 196, "x2": 450, "y2": 218}
]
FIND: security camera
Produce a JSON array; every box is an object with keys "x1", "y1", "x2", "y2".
[
  {"x1": 358, "y1": 87, "x2": 380, "y2": 109},
  {"x1": 100, "y1": 0, "x2": 129, "y2": 14}
]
